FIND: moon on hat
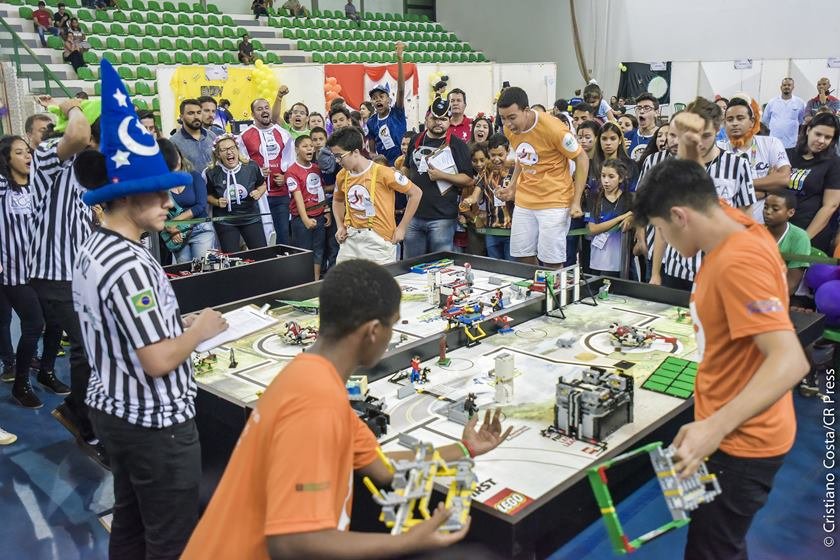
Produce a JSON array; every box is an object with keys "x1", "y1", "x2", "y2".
[{"x1": 118, "y1": 116, "x2": 159, "y2": 157}]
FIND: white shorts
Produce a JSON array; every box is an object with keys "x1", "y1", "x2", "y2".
[
  {"x1": 336, "y1": 227, "x2": 397, "y2": 265},
  {"x1": 509, "y1": 206, "x2": 571, "y2": 264}
]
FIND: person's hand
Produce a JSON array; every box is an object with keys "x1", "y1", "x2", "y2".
[
  {"x1": 632, "y1": 238, "x2": 648, "y2": 257},
  {"x1": 304, "y1": 216, "x2": 317, "y2": 229},
  {"x1": 672, "y1": 111, "x2": 705, "y2": 162},
  {"x1": 395, "y1": 41, "x2": 404, "y2": 59},
  {"x1": 426, "y1": 162, "x2": 445, "y2": 181},
  {"x1": 172, "y1": 232, "x2": 183, "y2": 244},
  {"x1": 190, "y1": 308, "x2": 228, "y2": 341},
  {"x1": 166, "y1": 225, "x2": 180, "y2": 235},
  {"x1": 277, "y1": 85, "x2": 289, "y2": 97},
  {"x1": 461, "y1": 409, "x2": 513, "y2": 457},
  {"x1": 36, "y1": 95, "x2": 53, "y2": 109},
  {"x1": 58, "y1": 98, "x2": 82, "y2": 117},
  {"x1": 181, "y1": 313, "x2": 197, "y2": 328},
  {"x1": 402, "y1": 502, "x2": 470, "y2": 553},
  {"x1": 620, "y1": 214, "x2": 634, "y2": 232},
  {"x1": 767, "y1": 167, "x2": 791, "y2": 185},
  {"x1": 323, "y1": 212, "x2": 332, "y2": 227},
  {"x1": 495, "y1": 186, "x2": 513, "y2": 202},
  {"x1": 335, "y1": 225, "x2": 348, "y2": 243},
  {"x1": 570, "y1": 202, "x2": 583, "y2": 219},
  {"x1": 273, "y1": 173, "x2": 285, "y2": 186},
  {"x1": 250, "y1": 188, "x2": 265, "y2": 200},
  {"x1": 217, "y1": 197, "x2": 228, "y2": 208},
  {"x1": 649, "y1": 273, "x2": 662, "y2": 286},
  {"x1": 391, "y1": 226, "x2": 407, "y2": 244},
  {"x1": 458, "y1": 198, "x2": 474, "y2": 212},
  {"x1": 672, "y1": 418, "x2": 726, "y2": 478},
  {"x1": 261, "y1": 165, "x2": 270, "y2": 178}
]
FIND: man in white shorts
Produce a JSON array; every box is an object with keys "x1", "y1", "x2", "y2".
[{"x1": 497, "y1": 87, "x2": 589, "y2": 266}]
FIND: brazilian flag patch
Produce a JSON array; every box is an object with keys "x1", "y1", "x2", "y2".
[{"x1": 129, "y1": 289, "x2": 157, "y2": 317}]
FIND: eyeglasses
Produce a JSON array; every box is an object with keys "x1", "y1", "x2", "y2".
[
  {"x1": 333, "y1": 151, "x2": 352, "y2": 163},
  {"x1": 635, "y1": 105, "x2": 655, "y2": 113},
  {"x1": 217, "y1": 146, "x2": 238, "y2": 154}
]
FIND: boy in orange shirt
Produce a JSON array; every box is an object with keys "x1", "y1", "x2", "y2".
[
  {"x1": 329, "y1": 127, "x2": 422, "y2": 265},
  {"x1": 182, "y1": 260, "x2": 511, "y2": 559},
  {"x1": 632, "y1": 112, "x2": 810, "y2": 560}
]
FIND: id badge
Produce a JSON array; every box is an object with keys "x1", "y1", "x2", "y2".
[
  {"x1": 363, "y1": 198, "x2": 376, "y2": 218},
  {"x1": 591, "y1": 232, "x2": 609, "y2": 249}
]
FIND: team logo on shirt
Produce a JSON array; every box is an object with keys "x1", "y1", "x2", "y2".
[
  {"x1": 305, "y1": 173, "x2": 322, "y2": 194},
  {"x1": 129, "y1": 288, "x2": 157, "y2": 317},
  {"x1": 562, "y1": 132, "x2": 579, "y2": 153},
  {"x1": 347, "y1": 184, "x2": 371, "y2": 211},
  {"x1": 227, "y1": 183, "x2": 249, "y2": 201},
  {"x1": 630, "y1": 143, "x2": 647, "y2": 161},
  {"x1": 394, "y1": 171, "x2": 409, "y2": 185},
  {"x1": 286, "y1": 177, "x2": 299, "y2": 192},
  {"x1": 788, "y1": 168, "x2": 811, "y2": 192},
  {"x1": 746, "y1": 298, "x2": 784, "y2": 314},
  {"x1": 515, "y1": 142, "x2": 538, "y2": 166}
]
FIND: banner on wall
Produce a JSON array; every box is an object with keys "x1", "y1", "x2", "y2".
[
  {"x1": 617, "y1": 62, "x2": 672, "y2": 105},
  {"x1": 169, "y1": 65, "x2": 272, "y2": 122},
  {"x1": 324, "y1": 63, "x2": 419, "y2": 113}
]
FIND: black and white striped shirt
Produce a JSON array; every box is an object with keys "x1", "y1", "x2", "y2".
[
  {"x1": 0, "y1": 177, "x2": 34, "y2": 286},
  {"x1": 640, "y1": 150, "x2": 756, "y2": 281},
  {"x1": 27, "y1": 140, "x2": 93, "y2": 282},
  {"x1": 73, "y1": 228, "x2": 195, "y2": 428}
]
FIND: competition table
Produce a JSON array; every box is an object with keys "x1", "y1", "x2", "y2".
[{"x1": 191, "y1": 253, "x2": 824, "y2": 559}]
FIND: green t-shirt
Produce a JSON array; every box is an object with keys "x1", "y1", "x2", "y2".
[
  {"x1": 282, "y1": 122, "x2": 310, "y2": 139},
  {"x1": 776, "y1": 222, "x2": 811, "y2": 269}
]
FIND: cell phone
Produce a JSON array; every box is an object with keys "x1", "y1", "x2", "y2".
[{"x1": 503, "y1": 81, "x2": 511, "y2": 88}]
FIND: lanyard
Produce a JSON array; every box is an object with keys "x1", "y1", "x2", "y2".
[{"x1": 343, "y1": 163, "x2": 379, "y2": 228}]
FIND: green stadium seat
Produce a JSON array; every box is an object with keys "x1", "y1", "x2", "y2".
[
  {"x1": 112, "y1": 11, "x2": 128, "y2": 23},
  {"x1": 223, "y1": 27, "x2": 237, "y2": 39},
  {"x1": 297, "y1": 39, "x2": 309, "y2": 50},
  {"x1": 140, "y1": 36, "x2": 155, "y2": 50},
  {"x1": 135, "y1": 81, "x2": 153, "y2": 96},
  {"x1": 207, "y1": 52, "x2": 223, "y2": 64},
  {"x1": 129, "y1": 11, "x2": 144, "y2": 24},
  {"x1": 94, "y1": 81, "x2": 101, "y2": 96},
  {"x1": 222, "y1": 52, "x2": 237, "y2": 64},
  {"x1": 221, "y1": 38, "x2": 236, "y2": 50},
  {"x1": 206, "y1": 3, "x2": 220, "y2": 14},
  {"x1": 147, "y1": 0, "x2": 162, "y2": 11},
  {"x1": 90, "y1": 21, "x2": 106, "y2": 35},
  {"x1": 83, "y1": 51, "x2": 98, "y2": 64},
  {"x1": 178, "y1": 13, "x2": 191, "y2": 25},
  {"x1": 349, "y1": 52, "x2": 361, "y2": 62},
  {"x1": 95, "y1": 10, "x2": 110, "y2": 23},
  {"x1": 206, "y1": 38, "x2": 221, "y2": 50},
  {"x1": 123, "y1": 36, "x2": 140, "y2": 50},
  {"x1": 153, "y1": 97, "x2": 160, "y2": 111},
  {"x1": 46, "y1": 35, "x2": 63, "y2": 50},
  {"x1": 175, "y1": 37, "x2": 189, "y2": 50},
  {"x1": 86, "y1": 36, "x2": 104, "y2": 49},
  {"x1": 157, "y1": 51, "x2": 173, "y2": 64},
  {"x1": 192, "y1": 14, "x2": 206, "y2": 26},
  {"x1": 131, "y1": 0, "x2": 144, "y2": 9},
  {"x1": 207, "y1": 14, "x2": 221, "y2": 26},
  {"x1": 221, "y1": 15, "x2": 234, "y2": 27},
  {"x1": 208, "y1": 26, "x2": 223, "y2": 39},
  {"x1": 468, "y1": 53, "x2": 478, "y2": 62},
  {"x1": 191, "y1": 38, "x2": 204, "y2": 50},
  {"x1": 139, "y1": 52, "x2": 155, "y2": 65},
  {"x1": 158, "y1": 37, "x2": 174, "y2": 50},
  {"x1": 102, "y1": 51, "x2": 118, "y2": 63},
  {"x1": 133, "y1": 99, "x2": 149, "y2": 111},
  {"x1": 161, "y1": 24, "x2": 176, "y2": 37},
  {"x1": 76, "y1": 66, "x2": 96, "y2": 81},
  {"x1": 322, "y1": 52, "x2": 336, "y2": 63},
  {"x1": 251, "y1": 39, "x2": 264, "y2": 50},
  {"x1": 147, "y1": 13, "x2": 162, "y2": 25},
  {"x1": 75, "y1": 8, "x2": 92, "y2": 22},
  {"x1": 125, "y1": 23, "x2": 143, "y2": 36},
  {"x1": 162, "y1": 1, "x2": 176, "y2": 12},
  {"x1": 145, "y1": 24, "x2": 161, "y2": 37},
  {"x1": 109, "y1": 23, "x2": 126, "y2": 35},
  {"x1": 267, "y1": 52, "x2": 282, "y2": 64},
  {"x1": 121, "y1": 52, "x2": 139, "y2": 65},
  {"x1": 336, "y1": 52, "x2": 348, "y2": 63},
  {"x1": 118, "y1": 63, "x2": 136, "y2": 77},
  {"x1": 282, "y1": 28, "x2": 294, "y2": 39},
  {"x1": 476, "y1": 53, "x2": 487, "y2": 62},
  {"x1": 178, "y1": 2, "x2": 192, "y2": 12},
  {"x1": 312, "y1": 52, "x2": 324, "y2": 63},
  {"x1": 177, "y1": 25, "x2": 191, "y2": 37},
  {"x1": 192, "y1": 2, "x2": 206, "y2": 13},
  {"x1": 174, "y1": 51, "x2": 189, "y2": 64}
]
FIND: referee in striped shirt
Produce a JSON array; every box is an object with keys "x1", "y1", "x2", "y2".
[
  {"x1": 26, "y1": 98, "x2": 106, "y2": 459},
  {"x1": 641, "y1": 97, "x2": 756, "y2": 290},
  {"x1": 74, "y1": 60, "x2": 228, "y2": 559}
]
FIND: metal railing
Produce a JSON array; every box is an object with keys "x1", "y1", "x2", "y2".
[{"x1": 0, "y1": 15, "x2": 73, "y2": 97}]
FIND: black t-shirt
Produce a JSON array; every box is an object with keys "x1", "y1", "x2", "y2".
[
  {"x1": 785, "y1": 149, "x2": 840, "y2": 232},
  {"x1": 405, "y1": 134, "x2": 474, "y2": 220},
  {"x1": 205, "y1": 161, "x2": 264, "y2": 225}
]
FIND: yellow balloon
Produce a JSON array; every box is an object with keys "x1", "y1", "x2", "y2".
[{"x1": 255, "y1": 59, "x2": 264, "y2": 68}]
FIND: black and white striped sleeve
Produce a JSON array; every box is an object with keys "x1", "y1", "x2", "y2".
[
  {"x1": 731, "y1": 155, "x2": 757, "y2": 208},
  {"x1": 30, "y1": 140, "x2": 62, "y2": 202},
  {"x1": 107, "y1": 267, "x2": 173, "y2": 349}
]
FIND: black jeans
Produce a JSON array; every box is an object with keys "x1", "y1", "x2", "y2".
[
  {"x1": 0, "y1": 284, "x2": 45, "y2": 381},
  {"x1": 213, "y1": 220, "x2": 267, "y2": 253},
  {"x1": 662, "y1": 273, "x2": 694, "y2": 292},
  {"x1": 30, "y1": 279, "x2": 95, "y2": 440},
  {"x1": 89, "y1": 409, "x2": 201, "y2": 560},
  {"x1": 0, "y1": 288, "x2": 14, "y2": 367},
  {"x1": 685, "y1": 450, "x2": 785, "y2": 560}
]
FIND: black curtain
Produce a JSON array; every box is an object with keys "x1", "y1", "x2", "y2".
[{"x1": 617, "y1": 62, "x2": 672, "y2": 105}]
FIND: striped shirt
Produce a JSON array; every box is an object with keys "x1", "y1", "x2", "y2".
[
  {"x1": 27, "y1": 140, "x2": 94, "y2": 282},
  {"x1": 73, "y1": 228, "x2": 195, "y2": 428},
  {"x1": 0, "y1": 177, "x2": 34, "y2": 286},
  {"x1": 640, "y1": 150, "x2": 756, "y2": 281}
]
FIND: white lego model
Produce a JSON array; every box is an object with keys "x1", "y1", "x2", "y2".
[{"x1": 492, "y1": 352, "x2": 515, "y2": 404}]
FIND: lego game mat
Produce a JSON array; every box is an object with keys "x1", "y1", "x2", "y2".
[{"x1": 193, "y1": 264, "x2": 541, "y2": 404}]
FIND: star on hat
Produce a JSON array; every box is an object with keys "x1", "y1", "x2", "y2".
[{"x1": 82, "y1": 59, "x2": 190, "y2": 206}]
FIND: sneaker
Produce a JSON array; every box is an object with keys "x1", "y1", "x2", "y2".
[
  {"x1": 37, "y1": 370, "x2": 71, "y2": 395},
  {"x1": 1, "y1": 363, "x2": 14, "y2": 383},
  {"x1": 30, "y1": 356, "x2": 41, "y2": 372},
  {"x1": 80, "y1": 439, "x2": 111, "y2": 470},
  {"x1": 12, "y1": 382, "x2": 43, "y2": 409},
  {"x1": 0, "y1": 427, "x2": 16, "y2": 445}
]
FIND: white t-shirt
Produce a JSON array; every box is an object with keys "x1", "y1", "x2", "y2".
[{"x1": 717, "y1": 135, "x2": 789, "y2": 223}]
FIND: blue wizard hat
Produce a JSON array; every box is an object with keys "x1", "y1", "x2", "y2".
[{"x1": 82, "y1": 59, "x2": 190, "y2": 205}]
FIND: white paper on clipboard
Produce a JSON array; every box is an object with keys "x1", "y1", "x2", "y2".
[
  {"x1": 427, "y1": 147, "x2": 458, "y2": 194},
  {"x1": 195, "y1": 305, "x2": 278, "y2": 352}
]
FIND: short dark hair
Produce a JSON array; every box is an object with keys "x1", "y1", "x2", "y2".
[
  {"x1": 24, "y1": 114, "x2": 51, "y2": 134},
  {"x1": 329, "y1": 97, "x2": 345, "y2": 109},
  {"x1": 686, "y1": 96, "x2": 723, "y2": 129},
  {"x1": 725, "y1": 97, "x2": 753, "y2": 118},
  {"x1": 38, "y1": 1, "x2": 46, "y2": 7},
  {"x1": 487, "y1": 132, "x2": 509, "y2": 151},
  {"x1": 635, "y1": 92, "x2": 659, "y2": 110},
  {"x1": 57, "y1": 2, "x2": 65, "y2": 7},
  {"x1": 577, "y1": 120, "x2": 601, "y2": 136},
  {"x1": 294, "y1": 134, "x2": 311, "y2": 148},
  {"x1": 619, "y1": 113, "x2": 638, "y2": 128},
  {"x1": 326, "y1": 126, "x2": 364, "y2": 152},
  {"x1": 318, "y1": 260, "x2": 401, "y2": 339},
  {"x1": 583, "y1": 83, "x2": 602, "y2": 99},
  {"x1": 197, "y1": 95, "x2": 217, "y2": 107},
  {"x1": 361, "y1": 101, "x2": 374, "y2": 114},
  {"x1": 290, "y1": 102, "x2": 309, "y2": 116},
  {"x1": 329, "y1": 106, "x2": 351, "y2": 121},
  {"x1": 158, "y1": 138, "x2": 180, "y2": 171},
  {"x1": 765, "y1": 189, "x2": 798, "y2": 211},
  {"x1": 180, "y1": 98, "x2": 201, "y2": 114},
  {"x1": 633, "y1": 159, "x2": 718, "y2": 227},
  {"x1": 401, "y1": 130, "x2": 417, "y2": 142},
  {"x1": 309, "y1": 126, "x2": 327, "y2": 137},
  {"x1": 136, "y1": 109, "x2": 154, "y2": 121},
  {"x1": 470, "y1": 142, "x2": 489, "y2": 159},
  {"x1": 497, "y1": 86, "x2": 528, "y2": 110},
  {"x1": 448, "y1": 88, "x2": 467, "y2": 104},
  {"x1": 572, "y1": 102, "x2": 594, "y2": 115}
]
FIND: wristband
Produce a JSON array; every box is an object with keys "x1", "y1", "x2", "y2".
[{"x1": 458, "y1": 440, "x2": 475, "y2": 458}]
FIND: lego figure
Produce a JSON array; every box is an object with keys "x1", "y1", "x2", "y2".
[
  {"x1": 463, "y1": 262, "x2": 474, "y2": 287},
  {"x1": 409, "y1": 356, "x2": 422, "y2": 383},
  {"x1": 464, "y1": 392, "x2": 478, "y2": 418},
  {"x1": 419, "y1": 367, "x2": 430, "y2": 384},
  {"x1": 437, "y1": 336, "x2": 451, "y2": 366},
  {"x1": 228, "y1": 348, "x2": 238, "y2": 369}
]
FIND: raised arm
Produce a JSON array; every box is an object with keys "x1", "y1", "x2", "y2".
[
  {"x1": 395, "y1": 42, "x2": 405, "y2": 109},
  {"x1": 272, "y1": 85, "x2": 289, "y2": 125}
]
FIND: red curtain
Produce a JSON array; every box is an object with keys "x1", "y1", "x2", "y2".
[{"x1": 324, "y1": 63, "x2": 418, "y2": 110}]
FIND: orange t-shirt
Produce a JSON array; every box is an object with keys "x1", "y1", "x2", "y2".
[
  {"x1": 690, "y1": 202, "x2": 796, "y2": 458},
  {"x1": 181, "y1": 354, "x2": 379, "y2": 560},
  {"x1": 504, "y1": 111, "x2": 582, "y2": 210},
  {"x1": 334, "y1": 161, "x2": 414, "y2": 242}
]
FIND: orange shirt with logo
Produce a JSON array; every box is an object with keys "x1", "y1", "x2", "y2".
[
  {"x1": 690, "y1": 202, "x2": 796, "y2": 458},
  {"x1": 334, "y1": 161, "x2": 414, "y2": 242},
  {"x1": 504, "y1": 111, "x2": 582, "y2": 210},
  {"x1": 181, "y1": 354, "x2": 379, "y2": 560}
]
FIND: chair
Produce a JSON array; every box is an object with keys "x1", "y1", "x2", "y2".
[
  {"x1": 175, "y1": 38, "x2": 190, "y2": 51},
  {"x1": 207, "y1": 14, "x2": 221, "y2": 26},
  {"x1": 157, "y1": 51, "x2": 173, "y2": 64},
  {"x1": 130, "y1": 11, "x2": 145, "y2": 24},
  {"x1": 137, "y1": 66, "x2": 156, "y2": 80},
  {"x1": 178, "y1": 14, "x2": 191, "y2": 25},
  {"x1": 91, "y1": 22, "x2": 108, "y2": 35},
  {"x1": 177, "y1": 25, "x2": 192, "y2": 38},
  {"x1": 206, "y1": 38, "x2": 221, "y2": 51},
  {"x1": 83, "y1": 51, "x2": 98, "y2": 64},
  {"x1": 76, "y1": 66, "x2": 96, "y2": 81},
  {"x1": 131, "y1": 0, "x2": 145, "y2": 9},
  {"x1": 266, "y1": 52, "x2": 282, "y2": 64},
  {"x1": 206, "y1": 3, "x2": 220, "y2": 14},
  {"x1": 123, "y1": 36, "x2": 140, "y2": 50},
  {"x1": 208, "y1": 27, "x2": 223, "y2": 39},
  {"x1": 45, "y1": 35, "x2": 63, "y2": 50},
  {"x1": 178, "y1": 2, "x2": 192, "y2": 12},
  {"x1": 223, "y1": 27, "x2": 237, "y2": 39},
  {"x1": 86, "y1": 36, "x2": 104, "y2": 50},
  {"x1": 94, "y1": 82, "x2": 102, "y2": 96},
  {"x1": 222, "y1": 38, "x2": 236, "y2": 51},
  {"x1": 251, "y1": 39, "x2": 264, "y2": 50},
  {"x1": 109, "y1": 23, "x2": 126, "y2": 35},
  {"x1": 139, "y1": 51, "x2": 155, "y2": 65},
  {"x1": 221, "y1": 15, "x2": 234, "y2": 27},
  {"x1": 135, "y1": 81, "x2": 153, "y2": 96},
  {"x1": 141, "y1": 36, "x2": 156, "y2": 50},
  {"x1": 147, "y1": 13, "x2": 161, "y2": 25},
  {"x1": 127, "y1": 23, "x2": 144, "y2": 37},
  {"x1": 162, "y1": 1, "x2": 177, "y2": 12},
  {"x1": 102, "y1": 51, "x2": 119, "y2": 63},
  {"x1": 312, "y1": 52, "x2": 324, "y2": 63},
  {"x1": 158, "y1": 37, "x2": 174, "y2": 50},
  {"x1": 133, "y1": 99, "x2": 149, "y2": 111},
  {"x1": 121, "y1": 52, "x2": 139, "y2": 64},
  {"x1": 94, "y1": 10, "x2": 110, "y2": 23},
  {"x1": 147, "y1": 0, "x2": 162, "y2": 11},
  {"x1": 191, "y1": 38, "x2": 204, "y2": 50},
  {"x1": 117, "y1": 66, "x2": 135, "y2": 79},
  {"x1": 222, "y1": 52, "x2": 237, "y2": 64},
  {"x1": 113, "y1": 11, "x2": 129, "y2": 23},
  {"x1": 192, "y1": 2, "x2": 206, "y2": 13},
  {"x1": 192, "y1": 14, "x2": 206, "y2": 26},
  {"x1": 174, "y1": 51, "x2": 189, "y2": 64},
  {"x1": 207, "y1": 52, "x2": 223, "y2": 64},
  {"x1": 161, "y1": 24, "x2": 177, "y2": 37}
]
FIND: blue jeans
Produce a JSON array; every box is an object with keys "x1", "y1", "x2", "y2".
[
  {"x1": 485, "y1": 234, "x2": 511, "y2": 261},
  {"x1": 268, "y1": 195, "x2": 290, "y2": 246},
  {"x1": 403, "y1": 218, "x2": 457, "y2": 258},
  {"x1": 173, "y1": 222, "x2": 217, "y2": 264},
  {"x1": 36, "y1": 26, "x2": 59, "y2": 47},
  {"x1": 290, "y1": 214, "x2": 327, "y2": 265}
]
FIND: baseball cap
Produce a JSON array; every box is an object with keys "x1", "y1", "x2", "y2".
[{"x1": 368, "y1": 83, "x2": 391, "y2": 97}]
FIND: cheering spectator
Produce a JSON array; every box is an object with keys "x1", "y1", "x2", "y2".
[
  {"x1": 238, "y1": 34, "x2": 256, "y2": 65},
  {"x1": 345, "y1": 0, "x2": 361, "y2": 25},
  {"x1": 470, "y1": 114, "x2": 492, "y2": 144},
  {"x1": 32, "y1": 1, "x2": 59, "y2": 48},
  {"x1": 367, "y1": 42, "x2": 407, "y2": 165},
  {"x1": 308, "y1": 112, "x2": 325, "y2": 131},
  {"x1": 24, "y1": 112, "x2": 52, "y2": 150}
]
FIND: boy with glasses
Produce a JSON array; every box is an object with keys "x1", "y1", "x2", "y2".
[{"x1": 626, "y1": 92, "x2": 660, "y2": 161}]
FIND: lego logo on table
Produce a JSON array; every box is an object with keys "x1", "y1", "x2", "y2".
[{"x1": 483, "y1": 488, "x2": 533, "y2": 516}]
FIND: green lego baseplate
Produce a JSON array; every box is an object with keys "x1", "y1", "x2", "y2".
[{"x1": 641, "y1": 356, "x2": 697, "y2": 399}]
